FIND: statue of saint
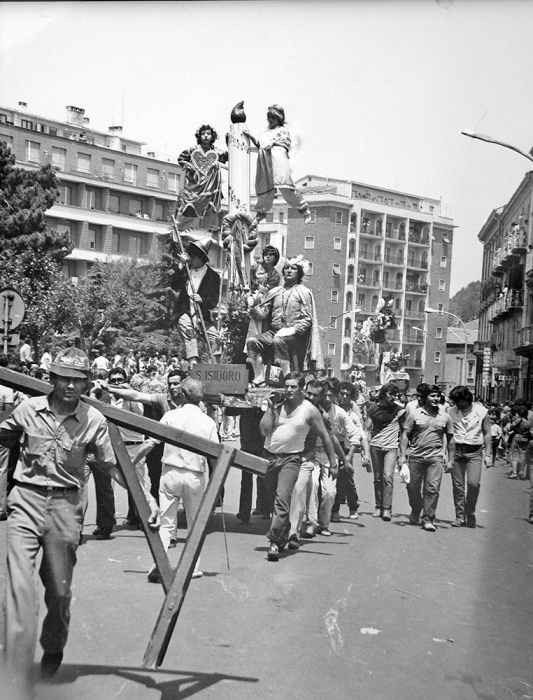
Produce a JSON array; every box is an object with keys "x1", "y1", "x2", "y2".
[
  {"x1": 244, "y1": 105, "x2": 311, "y2": 224},
  {"x1": 176, "y1": 124, "x2": 228, "y2": 231}
]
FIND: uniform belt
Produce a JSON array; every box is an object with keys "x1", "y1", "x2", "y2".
[
  {"x1": 15, "y1": 481, "x2": 79, "y2": 495},
  {"x1": 124, "y1": 441, "x2": 143, "y2": 446}
]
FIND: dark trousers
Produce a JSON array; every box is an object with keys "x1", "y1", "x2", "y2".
[
  {"x1": 407, "y1": 457, "x2": 444, "y2": 523},
  {"x1": 370, "y1": 446, "x2": 396, "y2": 511},
  {"x1": 262, "y1": 451, "x2": 301, "y2": 544},
  {"x1": 82, "y1": 460, "x2": 116, "y2": 530},
  {"x1": 332, "y1": 465, "x2": 359, "y2": 513}
]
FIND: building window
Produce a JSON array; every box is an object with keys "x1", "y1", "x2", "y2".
[
  {"x1": 167, "y1": 172, "x2": 179, "y2": 193},
  {"x1": 436, "y1": 327, "x2": 443, "y2": 339},
  {"x1": 305, "y1": 236, "x2": 315, "y2": 249},
  {"x1": 86, "y1": 189, "x2": 96, "y2": 210},
  {"x1": 308, "y1": 210, "x2": 316, "y2": 223},
  {"x1": 112, "y1": 232, "x2": 120, "y2": 253},
  {"x1": 56, "y1": 223, "x2": 71, "y2": 237},
  {"x1": 467, "y1": 361, "x2": 475, "y2": 380},
  {"x1": 129, "y1": 234, "x2": 143, "y2": 256},
  {"x1": 88, "y1": 227, "x2": 102, "y2": 251},
  {"x1": 266, "y1": 213, "x2": 274, "y2": 223},
  {"x1": 331, "y1": 290, "x2": 339, "y2": 303},
  {"x1": 334, "y1": 238, "x2": 341, "y2": 250},
  {"x1": 147, "y1": 168, "x2": 159, "y2": 188},
  {"x1": 102, "y1": 158, "x2": 115, "y2": 179},
  {"x1": 25, "y1": 140, "x2": 40, "y2": 162},
  {"x1": 51, "y1": 146, "x2": 66, "y2": 170},
  {"x1": 154, "y1": 202, "x2": 165, "y2": 221},
  {"x1": 0, "y1": 134, "x2": 13, "y2": 147},
  {"x1": 21, "y1": 119, "x2": 34, "y2": 130},
  {"x1": 77, "y1": 152, "x2": 91, "y2": 173},
  {"x1": 440, "y1": 256, "x2": 447, "y2": 267},
  {"x1": 437, "y1": 303, "x2": 444, "y2": 312},
  {"x1": 58, "y1": 185, "x2": 72, "y2": 206},
  {"x1": 109, "y1": 194, "x2": 120, "y2": 214},
  {"x1": 439, "y1": 279, "x2": 446, "y2": 291},
  {"x1": 335, "y1": 211, "x2": 343, "y2": 225},
  {"x1": 129, "y1": 198, "x2": 143, "y2": 217},
  {"x1": 332, "y1": 263, "x2": 341, "y2": 276},
  {"x1": 279, "y1": 211, "x2": 284, "y2": 224},
  {"x1": 435, "y1": 351, "x2": 441, "y2": 363},
  {"x1": 307, "y1": 262, "x2": 314, "y2": 275},
  {"x1": 124, "y1": 163, "x2": 138, "y2": 185},
  {"x1": 328, "y1": 343, "x2": 336, "y2": 356},
  {"x1": 329, "y1": 316, "x2": 337, "y2": 329}
]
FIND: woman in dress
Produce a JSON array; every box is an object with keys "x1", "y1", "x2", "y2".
[{"x1": 244, "y1": 105, "x2": 311, "y2": 223}]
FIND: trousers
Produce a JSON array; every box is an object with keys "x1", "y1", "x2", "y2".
[
  {"x1": 3, "y1": 484, "x2": 82, "y2": 674},
  {"x1": 451, "y1": 444, "x2": 483, "y2": 519},
  {"x1": 178, "y1": 313, "x2": 220, "y2": 362},
  {"x1": 407, "y1": 456, "x2": 444, "y2": 523},
  {"x1": 306, "y1": 463, "x2": 336, "y2": 529},
  {"x1": 263, "y1": 451, "x2": 301, "y2": 544},
  {"x1": 256, "y1": 186, "x2": 308, "y2": 216},
  {"x1": 370, "y1": 446, "x2": 397, "y2": 511},
  {"x1": 288, "y1": 458, "x2": 315, "y2": 538}
]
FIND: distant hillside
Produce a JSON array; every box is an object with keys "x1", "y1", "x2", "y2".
[{"x1": 449, "y1": 280, "x2": 481, "y2": 324}]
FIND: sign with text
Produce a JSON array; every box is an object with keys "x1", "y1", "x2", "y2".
[{"x1": 191, "y1": 364, "x2": 248, "y2": 395}]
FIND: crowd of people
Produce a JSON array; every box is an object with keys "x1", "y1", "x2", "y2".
[{"x1": 1, "y1": 335, "x2": 533, "y2": 688}]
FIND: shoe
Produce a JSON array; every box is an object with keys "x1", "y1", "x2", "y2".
[
  {"x1": 349, "y1": 511, "x2": 359, "y2": 520},
  {"x1": 288, "y1": 535, "x2": 300, "y2": 550},
  {"x1": 372, "y1": 509, "x2": 381, "y2": 517},
  {"x1": 252, "y1": 509, "x2": 262, "y2": 516},
  {"x1": 382, "y1": 509, "x2": 392, "y2": 522},
  {"x1": 192, "y1": 570, "x2": 204, "y2": 579},
  {"x1": 92, "y1": 527, "x2": 112, "y2": 540},
  {"x1": 409, "y1": 512, "x2": 421, "y2": 525},
  {"x1": 261, "y1": 513, "x2": 271, "y2": 520},
  {"x1": 41, "y1": 651, "x2": 63, "y2": 678},
  {"x1": 79, "y1": 532, "x2": 84, "y2": 546},
  {"x1": 236, "y1": 512, "x2": 250, "y2": 524},
  {"x1": 123, "y1": 518, "x2": 141, "y2": 529},
  {"x1": 529, "y1": 516, "x2": 533, "y2": 524},
  {"x1": 451, "y1": 518, "x2": 465, "y2": 528},
  {"x1": 147, "y1": 566, "x2": 161, "y2": 583},
  {"x1": 301, "y1": 525, "x2": 316, "y2": 539},
  {"x1": 330, "y1": 512, "x2": 341, "y2": 523},
  {"x1": 422, "y1": 521, "x2": 436, "y2": 532},
  {"x1": 168, "y1": 537, "x2": 177, "y2": 548},
  {"x1": 267, "y1": 543, "x2": 279, "y2": 561},
  {"x1": 317, "y1": 527, "x2": 332, "y2": 536},
  {"x1": 466, "y1": 514, "x2": 476, "y2": 528}
]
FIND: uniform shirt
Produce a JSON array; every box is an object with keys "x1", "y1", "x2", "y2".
[
  {"x1": 447, "y1": 403, "x2": 488, "y2": 446},
  {"x1": 0, "y1": 394, "x2": 116, "y2": 489},
  {"x1": 149, "y1": 403, "x2": 219, "y2": 473},
  {"x1": 403, "y1": 405, "x2": 453, "y2": 460}
]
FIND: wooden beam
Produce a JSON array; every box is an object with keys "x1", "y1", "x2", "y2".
[
  {"x1": 0, "y1": 368, "x2": 268, "y2": 477},
  {"x1": 142, "y1": 444, "x2": 236, "y2": 669},
  {"x1": 108, "y1": 423, "x2": 175, "y2": 594}
]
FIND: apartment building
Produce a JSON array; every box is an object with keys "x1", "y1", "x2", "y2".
[
  {"x1": 477, "y1": 171, "x2": 533, "y2": 402},
  {"x1": 0, "y1": 102, "x2": 214, "y2": 281},
  {"x1": 281, "y1": 175, "x2": 455, "y2": 385}
]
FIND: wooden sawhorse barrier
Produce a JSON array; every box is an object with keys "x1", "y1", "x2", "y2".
[{"x1": 0, "y1": 368, "x2": 268, "y2": 669}]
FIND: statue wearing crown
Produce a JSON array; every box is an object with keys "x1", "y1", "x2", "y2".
[{"x1": 246, "y1": 255, "x2": 322, "y2": 386}]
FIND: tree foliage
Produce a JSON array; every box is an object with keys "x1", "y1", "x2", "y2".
[{"x1": 449, "y1": 280, "x2": 481, "y2": 324}]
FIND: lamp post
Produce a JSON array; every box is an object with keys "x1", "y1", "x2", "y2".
[
  {"x1": 461, "y1": 130, "x2": 533, "y2": 164},
  {"x1": 425, "y1": 307, "x2": 468, "y2": 385}
]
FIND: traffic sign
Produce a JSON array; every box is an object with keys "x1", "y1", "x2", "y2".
[{"x1": 0, "y1": 288, "x2": 25, "y2": 330}]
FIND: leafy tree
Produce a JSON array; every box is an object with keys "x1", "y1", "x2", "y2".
[
  {"x1": 0, "y1": 141, "x2": 73, "y2": 354},
  {"x1": 449, "y1": 280, "x2": 481, "y2": 324}
]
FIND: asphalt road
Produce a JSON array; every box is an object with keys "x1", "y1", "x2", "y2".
[{"x1": 1, "y1": 449, "x2": 532, "y2": 700}]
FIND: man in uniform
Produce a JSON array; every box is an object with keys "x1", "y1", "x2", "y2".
[{"x1": 0, "y1": 347, "x2": 159, "y2": 683}]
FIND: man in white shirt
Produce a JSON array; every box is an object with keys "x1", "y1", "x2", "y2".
[
  {"x1": 134, "y1": 378, "x2": 219, "y2": 581},
  {"x1": 19, "y1": 337, "x2": 33, "y2": 367}
]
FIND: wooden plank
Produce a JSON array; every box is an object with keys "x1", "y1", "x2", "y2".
[
  {"x1": 108, "y1": 424, "x2": 175, "y2": 594},
  {"x1": 0, "y1": 368, "x2": 268, "y2": 477},
  {"x1": 142, "y1": 444, "x2": 236, "y2": 669}
]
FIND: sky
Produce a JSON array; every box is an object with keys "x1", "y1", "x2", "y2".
[{"x1": 1, "y1": 0, "x2": 533, "y2": 296}]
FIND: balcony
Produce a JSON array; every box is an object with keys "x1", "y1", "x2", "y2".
[
  {"x1": 488, "y1": 289, "x2": 524, "y2": 320},
  {"x1": 514, "y1": 324, "x2": 533, "y2": 357},
  {"x1": 404, "y1": 359, "x2": 423, "y2": 369},
  {"x1": 403, "y1": 335, "x2": 424, "y2": 345},
  {"x1": 403, "y1": 309, "x2": 426, "y2": 320},
  {"x1": 405, "y1": 283, "x2": 428, "y2": 295},
  {"x1": 501, "y1": 229, "x2": 528, "y2": 265},
  {"x1": 408, "y1": 258, "x2": 428, "y2": 270},
  {"x1": 383, "y1": 254, "x2": 404, "y2": 267},
  {"x1": 408, "y1": 232, "x2": 430, "y2": 246}
]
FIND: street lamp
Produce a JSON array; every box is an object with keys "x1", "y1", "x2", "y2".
[
  {"x1": 424, "y1": 307, "x2": 468, "y2": 385},
  {"x1": 461, "y1": 130, "x2": 533, "y2": 164}
]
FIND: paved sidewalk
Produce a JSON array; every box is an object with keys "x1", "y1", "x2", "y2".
[{"x1": 1, "y1": 452, "x2": 532, "y2": 700}]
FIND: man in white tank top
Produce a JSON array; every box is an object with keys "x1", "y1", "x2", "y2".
[{"x1": 260, "y1": 372, "x2": 337, "y2": 561}]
